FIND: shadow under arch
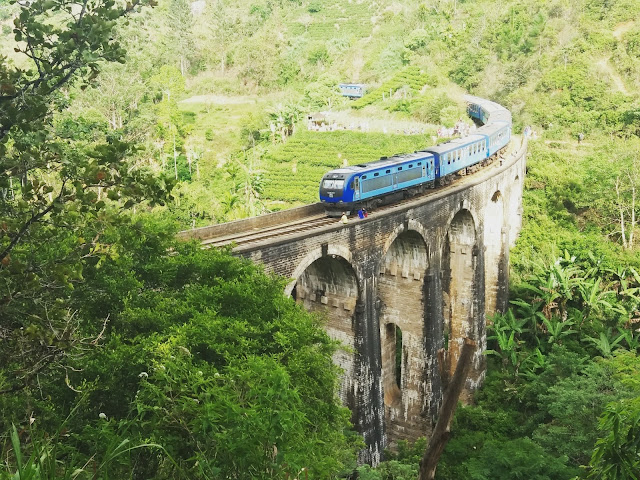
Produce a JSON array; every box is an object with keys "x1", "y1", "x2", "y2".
[{"x1": 289, "y1": 249, "x2": 359, "y2": 409}]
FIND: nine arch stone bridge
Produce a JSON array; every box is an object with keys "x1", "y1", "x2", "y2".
[{"x1": 179, "y1": 138, "x2": 527, "y2": 464}]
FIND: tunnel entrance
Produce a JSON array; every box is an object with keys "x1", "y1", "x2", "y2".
[{"x1": 378, "y1": 230, "x2": 429, "y2": 446}]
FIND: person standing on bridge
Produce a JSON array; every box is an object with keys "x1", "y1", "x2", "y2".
[{"x1": 340, "y1": 212, "x2": 348, "y2": 224}]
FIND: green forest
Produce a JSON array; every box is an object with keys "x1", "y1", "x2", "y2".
[{"x1": 1, "y1": 0, "x2": 640, "y2": 478}]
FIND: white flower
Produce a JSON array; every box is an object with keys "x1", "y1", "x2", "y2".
[
  {"x1": 138, "y1": 371, "x2": 148, "y2": 378},
  {"x1": 99, "y1": 412, "x2": 107, "y2": 420},
  {"x1": 197, "y1": 371, "x2": 203, "y2": 376},
  {"x1": 214, "y1": 372, "x2": 221, "y2": 378}
]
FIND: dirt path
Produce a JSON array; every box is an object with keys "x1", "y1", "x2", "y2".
[
  {"x1": 596, "y1": 57, "x2": 628, "y2": 95},
  {"x1": 179, "y1": 94, "x2": 259, "y2": 105},
  {"x1": 613, "y1": 20, "x2": 635, "y2": 40}
]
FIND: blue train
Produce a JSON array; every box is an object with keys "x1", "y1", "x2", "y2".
[{"x1": 319, "y1": 96, "x2": 512, "y2": 216}]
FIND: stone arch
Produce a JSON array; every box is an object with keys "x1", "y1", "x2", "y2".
[
  {"x1": 292, "y1": 252, "x2": 359, "y2": 408},
  {"x1": 285, "y1": 244, "x2": 354, "y2": 296},
  {"x1": 484, "y1": 190, "x2": 505, "y2": 315},
  {"x1": 442, "y1": 209, "x2": 482, "y2": 391},
  {"x1": 378, "y1": 228, "x2": 429, "y2": 445}
]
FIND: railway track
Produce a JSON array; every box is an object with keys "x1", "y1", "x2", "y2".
[{"x1": 201, "y1": 214, "x2": 336, "y2": 248}]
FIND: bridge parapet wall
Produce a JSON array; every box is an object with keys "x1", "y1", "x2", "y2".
[{"x1": 177, "y1": 203, "x2": 325, "y2": 241}]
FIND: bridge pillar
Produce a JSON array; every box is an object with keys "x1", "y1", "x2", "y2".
[
  {"x1": 378, "y1": 229, "x2": 430, "y2": 446},
  {"x1": 442, "y1": 209, "x2": 486, "y2": 400}
]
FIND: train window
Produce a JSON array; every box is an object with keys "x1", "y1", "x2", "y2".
[
  {"x1": 323, "y1": 179, "x2": 344, "y2": 189},
  {"x1": 409, "y1": 164, "x2": 413, "y2": 168},
  {"x1": 374, "y1": 172, "x2": 379, "y2": 177},
  {"x1": 417, "y1": 162, "x2": 422, "y2": 165},
  {"x1": 398, "y1": 167, "x2": 403, "y2": 171},
  {"x1": 362, "y1": 175, "x2": 367, "y2": 179},
  {"x1": 386, "y1": 170, "x2": 391, "y2": 174}
]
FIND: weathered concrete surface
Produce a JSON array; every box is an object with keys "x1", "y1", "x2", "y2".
[{"x1": 181, "y1": 139, "x2": 527, "y2": 464}]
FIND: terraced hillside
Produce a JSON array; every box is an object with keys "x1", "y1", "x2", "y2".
[
  {"x1": 352, "y1": 66, "x2": 433, "y2": 109},
  {"x1": 261, "y1": 130, "x2": 436, "y2": 204},
  {"x1": 284, "y1": 1, "x2": 380, "y2": 40}
]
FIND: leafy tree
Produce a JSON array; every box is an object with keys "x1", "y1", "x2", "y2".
[
  {"x1": 581, "y1": 141, "x2": 640, "y2": 250},
  {"x1": 166, "y1": 0, "x2": 196, "y2": 75},
  {"x1": 0, "y1": 0, "x2": 172, "y2": 394},
  {"x1": 76, "y1": 223, "x2": 358, "y2": 477},
  {"x1": 587, "y1": 352, "x2": 640, "y2": 479},
  {"x1": 149, "y1": 65, "x2": 188, "y2": 178},
  {"x1": 588, "y1": 397, "x2": 640, "y2": 480}
]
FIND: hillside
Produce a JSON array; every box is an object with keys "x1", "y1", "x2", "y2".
[{"x1": 2, "y1": 0, "x2": 640, "y2": 478}]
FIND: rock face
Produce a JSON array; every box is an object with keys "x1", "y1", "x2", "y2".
[{"x1": 181, "y1": 139, "x2": 526, "y2": 464}]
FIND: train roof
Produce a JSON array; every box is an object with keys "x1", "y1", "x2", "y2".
[
  {"x1": 487, "y1": 111, "x2": 512, "y2": 124},
  {"x1": 421, "y1": 134, "x2": 486, "y2": 154},
  {"x1": 323, "y1": 151, "x2": 434, "y2": 176},
  {"x1": 476, "y1": 121, "x2": 510, "y2": 136},
  {"x1": 463, "y1": 94, "x2": 505, "y2": 113}
]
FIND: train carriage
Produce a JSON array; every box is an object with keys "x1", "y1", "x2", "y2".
[
  {"x1": 319, "y1": 96, "x2": 512, "y2": 216},
  {"x1": 319, "y1": 152, "x2": 436, "y2": 216},
  {"x1": 476, "y1": 121, "x2": 511, "y2": 157},
  {"x1": 423, "y1": 134, "x2": 488, "y2": 181}
]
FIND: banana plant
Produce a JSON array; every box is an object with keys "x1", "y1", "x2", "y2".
[
  {"x1": 584, "y1": 329, "x2": 625, "y2": 357},
  {"x1": 520, "y1": 347, "x2": 549, "y2": 381},
  {"x1": 486, "y1": 329, "x2": 522, "y2": 369},
  {"x1": 541, "y1": 315, "x2": 577, "y2": 346},
  {"x1": 509, "y1": 299, "x2": 546, "y2": 343},
  {"x1": 613, "y1": 326, "x2": 640, "y2": 352}
]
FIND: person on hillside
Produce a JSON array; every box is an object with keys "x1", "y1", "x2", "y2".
[
  {"x1": 357, "y1": 209, "x2": 365, "y2": 219},
  {"x1": 362, "y1": 208, "x2": 368, "y2": 218},
  {"x1": 340, "y1": 212, "x2": 348, "y2": 224}
]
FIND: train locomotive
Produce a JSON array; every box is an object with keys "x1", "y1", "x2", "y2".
[{"x1": 319, "y1": 96, "x2": 512, "y2": 217}]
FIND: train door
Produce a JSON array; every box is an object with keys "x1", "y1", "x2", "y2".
[
  {"x1": 393, "y1": 171, "x2": 398, "y2": 190},
  {"x1": 354, "y1": 176, "x2": 360, "y2": 200}
]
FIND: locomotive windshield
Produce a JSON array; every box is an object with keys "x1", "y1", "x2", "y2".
[{"x1": 323, "y1": 179, "x2": 345, "y2": 190}]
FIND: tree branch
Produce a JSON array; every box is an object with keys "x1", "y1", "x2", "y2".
[
  {"x1": 0, "y1": 180, "x2": 67, "y2": 264},
  {"x1": 418, "y1": 338, "x2": 477, "y2": 480}
]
